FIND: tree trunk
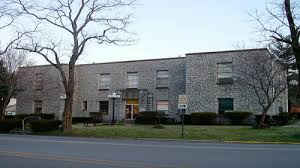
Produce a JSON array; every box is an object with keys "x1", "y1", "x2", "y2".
[
  {"x1": 63, "y1": 64, "x2": 75, "y2": 131},
  {"x1": 0, "y1": 101, "x2": 4, "y2": 120},
  {"x1": 259, "y1": 110, "x2": 268, "y2": 128},
  {"x1": 0, "y1": 97, "x2": 11, "y2": 120},
  {"x1": 63, "y1": 96, "x2": 73, "y2": 131},
  {"x1": 296, "y1": 59, "x2": 300, "y2": 105},
  {"x1": 285, "y1": 0, "x2": 300, "y2": 104}
]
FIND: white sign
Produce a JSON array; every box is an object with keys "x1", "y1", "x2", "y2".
[
  {"x1": 60, "y1": 94, "x2": 66, "y2": 99},
  {"x1": 178, "y1": 104, "x2": 187, "y2": 109},
  {"x1": 108, "y1": 92, "x2": 121, "y2": 98},
  {"x1": 178, "y1": 95, "x2": 187, "y2": 109}
]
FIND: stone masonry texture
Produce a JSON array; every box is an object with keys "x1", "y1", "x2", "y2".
[{"x1": 16, "y1": 48, "x2": 288, "y2": 120}]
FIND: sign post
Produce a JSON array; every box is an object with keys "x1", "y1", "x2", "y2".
[{"x1": 178, "y1": 95, "x2": 187, "y2": 138}]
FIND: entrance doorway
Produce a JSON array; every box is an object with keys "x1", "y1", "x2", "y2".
[{"x1": 125, "y1": 99, "x2": 139, "y2": 120}]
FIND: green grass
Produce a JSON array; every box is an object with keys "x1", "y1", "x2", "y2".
[{"x1": 43, "y1": 124, "x2": 300, "y2": 143}]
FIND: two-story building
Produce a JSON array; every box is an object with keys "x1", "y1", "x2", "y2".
[{"x1": 16, "y1": 48, "x2": 288, "y2": 121}]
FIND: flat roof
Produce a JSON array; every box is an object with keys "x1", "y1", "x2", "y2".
[
  {"x1": 185, "y1": 48, "x2": 268, "y2": 56},
  {"x1": 20, "y1": 48, "x2": 267, "y2": 68},
  {"x1": 20, "y1": 56, "x2": 185, "y2": 68}
]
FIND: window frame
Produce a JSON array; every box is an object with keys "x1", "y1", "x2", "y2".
[
  {"x1": 156, "y1": 100, "x2": 169, "y2": 114},
  {"x1": 217, "y1": 62, "x2": 233, "y2": 84},
  {"x1": 34, "y1": 100, "x2": 43, "y2": 114},
  {"x1": 127, "y1": 72, "x2": 139, "y2": 88},
  {"x1": 218, "y1": 98, "x2": 234, "y2": 114},
  {"x1": 98, "y1": 73, "x2": 111, "y2": 90},
  {"x1": 99, "y1": 101, "x2": 109, "y2": 115},
  {"x1": 156, "y1": 70, "x2": 169, "y2": 88},
  {"x1": 34, "y1": 73, "x2": 43, "y2": 91}
]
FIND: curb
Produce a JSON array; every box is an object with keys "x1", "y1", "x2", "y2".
[
  {"x1": 223, "y1": 141, "x2": 300, "y2": 145},
  {"x1": 135, "y1": 138, "x2": 221, "y2": 143},
  {"x1": 135, "y1": 138, "x2": 300, "y2": 145}
]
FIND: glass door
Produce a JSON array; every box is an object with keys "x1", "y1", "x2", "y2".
[
  {"x1": 125, "y1": 105, "x2": 133, "y2": 120},
  {"x1": 125, "y1": 104, "x2": 139, "y2": 120}
]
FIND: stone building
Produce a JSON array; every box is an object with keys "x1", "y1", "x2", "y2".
[{"x1": 16, "y1": 48, "x2": 288, "y2": 121}]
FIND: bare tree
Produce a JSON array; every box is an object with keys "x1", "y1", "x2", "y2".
[
  {"x1": 0, "y1": 48, "x2": 30, "y2": 119},
  {"x1": 252, "y1": 0, "x2": 300, "y2": 102},
  {"x1": 235, "y1": 52, "x2": 287, "y2": 128},
  {"x1": 4, "y1": 0, "x2": 135, "y2": 130}
]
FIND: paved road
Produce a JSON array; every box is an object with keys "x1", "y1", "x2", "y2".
[{"x1": 0, "y1": 134, "x2": 299, "y2": 168}]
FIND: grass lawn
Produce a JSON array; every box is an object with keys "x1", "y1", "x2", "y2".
[{"x1": 42, "y1": 124, "x2": 300, "y2": 143}]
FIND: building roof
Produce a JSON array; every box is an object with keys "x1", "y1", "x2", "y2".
[
  {"x1": 20, "y1": 48, "x2": 268, "y2": 68},
  {"x1": 20, "y1": 57, "x2": 185, "y2": 69},
  {"x1": 185, "y1": 48, "x2": 268, "y2": 56}
]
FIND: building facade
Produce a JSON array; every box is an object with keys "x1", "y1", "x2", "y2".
[{"x1": 16, "y1": 48, "x2": 288, "y2": 121}]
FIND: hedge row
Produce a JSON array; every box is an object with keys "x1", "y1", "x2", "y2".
[
  {"x1": 135, "y1": 111, "x2": 177, "y2": 125},
  {"x1": 72, "y1": 117, "x2": 93, "y2": 124},
  {"x1": 5, "y1": 113, "x2": 55, "y2": 120},
  {"x1": 0, "y1": 120, "x2": 22, "y2": 133},
  {"x1": 255, "y1": 112, "x2": 294, "y2": 126},
  {"x1": 0, "y1": 119, "x2": 62, "y2": 133},
  {"x1": 135, "y1": 111, "x2": 256, "y2": 125},
  {"x1": 224, "y1": 112, "x2": 252, "y2": 125},
  {"x1": 190, "y1": 112, "x2": 218, "y2": 125},
  {"x1": 29, "y1": 120, "x2": 62, "y2": 132}
]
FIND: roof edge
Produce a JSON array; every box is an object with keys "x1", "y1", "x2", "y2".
[
  {"x1": 185, "y1": 48, "x2": 268, "y2": 56},
  {"x1": 20, "y1": 57, "x2": 185, "y2": 69}
]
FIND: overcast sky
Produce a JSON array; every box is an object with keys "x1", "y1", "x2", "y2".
[{"x1": 3, "y1": 0, "x2": 269, "y2": 65}]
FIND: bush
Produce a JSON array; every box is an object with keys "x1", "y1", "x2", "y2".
[
  {"x1": 272, "y1": 112, "x2": 292, "y2": 126},
  {"x1": 15, "y1": 113, "x2": 31, "y2": 120},
  {"x1": 14, "y1": 113, "x2": 55, "y2": 120},
  {"x1": 175, "y1": 114, "x2": 192, "y2": 125},
  {"x1": 29, "y1": 120, "x2": 62, "y2": 132},
  {"x1": 72, "y1": 117, "x2": 93, "y2": 124},
  {"x1": 190, "y1": 112, "x2": 217, "y2": 125},
  {"x1": 224, "y1": 112, "x2": 252, "y2": 125},
  {"x1": 0, "y1": 120, "x2": 22, "y2": 133},
  {"x1": 40, "y1": 113, "x2": 55, "y2": 120},
  {"x1": 135, "y1": 111, "x2": 164, "y2": 125}
]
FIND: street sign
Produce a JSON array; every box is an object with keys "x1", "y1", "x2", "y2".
[
  {"x1": 178, "y1": 104, "x2": 187, "y2": 109},
  {"x1": 178, "y1": 95, "x2": 187, "y2": 109}
]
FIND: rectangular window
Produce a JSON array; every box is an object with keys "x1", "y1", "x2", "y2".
[
  {"x1": 157, "y1": 101, "x2": 169, "y2": 113},
  {"x1": 127, "y1": 72, "x2": 138, "y2": 88},
  {"x1": 218, "y1": 98, "x2": 233, "y2": 114},
  {"x1": 34, "y1": 100, "x2": 43, "y2": 114},
  {"x1": 34, "y1": 73, "x2": 43, "y2": 90},
  {"x1": 98, "y1": 74, "x2": 111, "y2": 90},
  {"x1": 99, "y1": 101, "x2": 109, "y2": 115},
  {"x1": 82, "y1": 101, "x2": 87, "y2": 112},
  {"x1": 217, "y1": 62, "x2": 233, "y2": 84},
  {"x1": 156, "y1": 70, "x2": 169, "y2": 88}
]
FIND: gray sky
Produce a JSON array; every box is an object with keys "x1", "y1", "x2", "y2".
[
  {"x1": 2, "y1": 0, "x2": 269, "y2": 65},
  {"x1": 79, "y1": 0, "x2": 267, "y2": 64}
]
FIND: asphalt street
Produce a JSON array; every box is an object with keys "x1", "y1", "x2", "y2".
[{"x1": 0, "y1": 134, "x2": 299, "y2": 168}]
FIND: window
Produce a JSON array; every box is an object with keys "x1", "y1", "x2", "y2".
[
  {"x1": 156, "y1": 70, "x2": 169, "y2": 88},
  {"x1": 218, "y1": 98, "x2": 233, "y2": 114},
  {"x1": 157, "y1": 101, "x2": 169, "y2": 113},
  {"x1": 217, "y1": 62, "x2": 233, "y2": 84},
  {"x1": 82, "y1": 101, "x2": 87, "y2": 112},
  {"x1": 127, "y1": 72, "x2": 138, "y2": 88},
  {"x1": 99, "y1": 101, "x2": 109, "y2": 115},
  {"x1": 34, "y1": 100, "x2": 43, "y2": 114},
  {"x1": 98, "y1": 74, "x2": 111, "y2": 90},
  {"x1": 34, "y1": 73, "x2": 43, "y2": 90}
]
